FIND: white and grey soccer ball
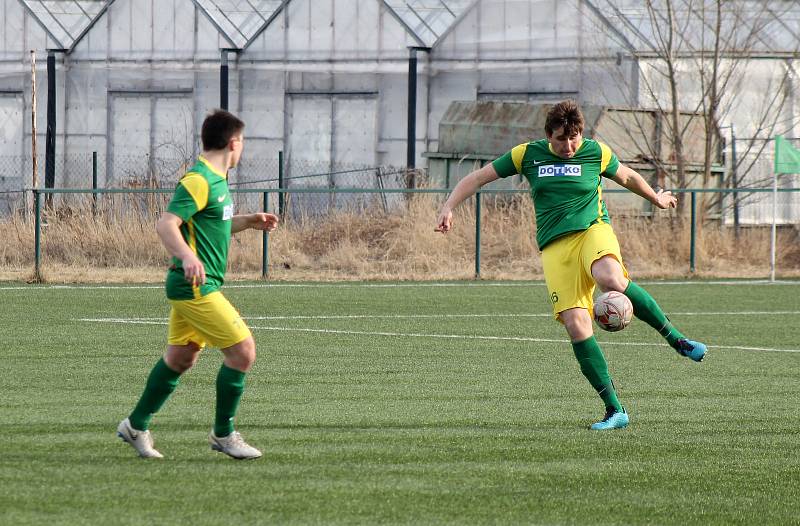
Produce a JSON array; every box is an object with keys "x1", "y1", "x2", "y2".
[{"x1": 593, "y1": 291, "x2": 633, "y2": 332}]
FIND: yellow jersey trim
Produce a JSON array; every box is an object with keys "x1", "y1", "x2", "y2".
[
  {"x1": 596, "y1": 184, "x2": 604, "y2": 221},
  {"x1": 599, "y1": 142, "x2": 613, "y2": 174},
  {"x1": 198, "y1": 156, "x2": 228, "y2": 180},
  {"x1": 186, "y1": 220, "x2": 201, "y2": 299},
  {"x1": 180, "y1": 173, "x2": 210, "y2": 211},
  {"x1": 510, "y1": 144, "x2": 528, "y2": 173}
]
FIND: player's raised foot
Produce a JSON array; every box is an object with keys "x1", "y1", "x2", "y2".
[
  {"x1": 117, "y1": 418, "x2": 163, "y2": 458},
  {"x1": 209, "y1": 430, "x2": 262, "y2": 460},
  {"x1": 674, "y1": 338, "x2": 707, "y2": 362},
  {"x1": 590, "y1": 407, "x2": 629, "y2": 431}
]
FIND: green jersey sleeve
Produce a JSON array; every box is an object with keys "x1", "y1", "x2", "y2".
[
  {"x1": 492, "y1": 143, "x2": 529, "y2": 178},
  {"x1": 167, "y1": 174, "x2": 209, "y2": 221},
  {"x1": 598, "y1": 142, "x2": 620, "y2": 177}
]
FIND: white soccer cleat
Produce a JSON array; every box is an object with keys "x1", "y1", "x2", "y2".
[
  {"x1": 117, "y1": 418, "x2": 164, "y2": 458},
  {"x1": 209, "y1": 430, "x2": 262, "y2": 460}
]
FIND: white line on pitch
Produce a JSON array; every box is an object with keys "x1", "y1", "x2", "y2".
[
  {"x1": 246, "y1": 326, "x2": 800, "y2": 354},
  {"x1": 5, "y1": 279, "x2": 800, "y2": 291},
  {"x1": 77, "y1": 310, "x2": 800, "y2": 322},
  {"x1": 73, "y1": 318, "x2": 800, "y2": 353}
]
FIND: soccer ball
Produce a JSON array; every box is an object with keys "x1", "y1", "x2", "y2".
[{"x1": 593, "y1": 291, "x2": 633, "y2": 332}]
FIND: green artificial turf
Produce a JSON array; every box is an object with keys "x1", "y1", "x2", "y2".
[{"x1": 1, "y1": 280, "x2": 798, "y2": 525}]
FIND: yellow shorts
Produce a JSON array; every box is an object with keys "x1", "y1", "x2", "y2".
[
  {"x1": 540, "y1": 222, "x2": 628, "y2": 321},
  {"x1": 167, "y1": 291, "x2": 252, "y2": 349}
]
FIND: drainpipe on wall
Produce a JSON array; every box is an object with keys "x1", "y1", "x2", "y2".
[
  {"x1": 407, "y1": 46, "x2": 430, "y2": 188},
  {"x1": 45, "y1": 49, "x2": 65, "y2": 208}
]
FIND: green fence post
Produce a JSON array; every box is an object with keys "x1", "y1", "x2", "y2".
[
  {"x1": 262, "y1": 191, "x2": 270, "y2": 279},
  {"x1": 690, "y1": 191, "x2": 696, "y2": 273},
  {"x1": 34, "y1": 189, "x2": 42, "y2": 281},
  {"x1": 475, "y1": 191, "x2": 481, "y2": 278}
]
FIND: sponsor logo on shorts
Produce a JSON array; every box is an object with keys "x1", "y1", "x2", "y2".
[
  {"x1": 223, "y1": 204, "x2": 234, "y2": 221},
  {"x1": 538, "y1": 164, "x2": 582, "y2": 177}
]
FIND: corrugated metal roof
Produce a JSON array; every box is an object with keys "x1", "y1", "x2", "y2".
[
  {"x1": 19, "y1": 0, "x2": 112, "y2": 50},
  {"x1": 382, "y1": 0, "x2": 476, "y2": 48},
  {"x1": 589, "y1": 0, "x2": 800, "y2": 54},
  {"x1": 192, "y1": 0, "x2": 288, "y2": 49}
]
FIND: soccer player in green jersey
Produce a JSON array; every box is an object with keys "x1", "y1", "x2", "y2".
[
  {"x1": 435, "y1": 100, "x2": 707, "y2": 430},
  {"x1": 117, "y1": 110, "x2": 279, "y2": 458}
]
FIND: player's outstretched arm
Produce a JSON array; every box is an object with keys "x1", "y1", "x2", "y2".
[
  {"x1": 611, "y1": 164, "x2": 677, "y2": 210},
  {"x1": 435, "y1": 163, "x2": 499, "y2": 233},
  {"x1": 231, "y1": 212, "x2": 280, "y2": 234}
]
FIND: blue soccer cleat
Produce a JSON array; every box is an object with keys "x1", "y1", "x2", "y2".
[
  {"x1": 674, "y1": 338, "x2": 707, "y2": 362},
  {"x1": 590, "y1": 407, "x2": 629, "y2": 430}
]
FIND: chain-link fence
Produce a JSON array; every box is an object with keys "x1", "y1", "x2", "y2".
[
  {"x1": 0, "y1": 153, "x2": 413, "y2": 218},
  {"x1": 2, "y1": 150, "x2": 800, "y2": 224}
]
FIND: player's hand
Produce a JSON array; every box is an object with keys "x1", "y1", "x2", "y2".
[
  {"x1": 435, "y1": 208, "x2": 453, "y2": 234},
  {"x1": 182, "y1": 253, "x2": 206, "y2": 285},
  {"x1": 653, "y1": 188, "x2": 677, "y2": 209},
  {"x1": 251, "y1": 213, "x2": 279, "y2": 232}
]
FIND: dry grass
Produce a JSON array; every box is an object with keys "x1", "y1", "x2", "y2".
[{"x1": 2, "y1": 194, "x2": 799, "y2": 283}]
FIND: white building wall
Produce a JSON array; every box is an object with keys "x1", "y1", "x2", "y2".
[{"x1": 0, "y1": 0, "x2": 795, "y2": 220}]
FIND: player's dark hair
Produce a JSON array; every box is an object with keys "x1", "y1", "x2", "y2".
[
  {"x1": 545, "y1": 100, "x2": 584, "y2": 137},
  {"x1": 201, "y1": 109, "x2": 245, "y2": 151}
]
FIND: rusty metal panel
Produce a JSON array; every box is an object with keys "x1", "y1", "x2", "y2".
[
  {"x1": 593, "y1": 108, "x2": 658, "y2": 162},
  {"x1": 660, "y1": 113, "x2": 715, "y2": 165},
  {"x1": 438, "y1": 101, "x2": 547, "y2": 155}
]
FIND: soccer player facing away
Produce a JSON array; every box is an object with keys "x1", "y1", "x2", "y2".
[
  {"x1": 435, "y1": 100, "x2": 707, "y2": 430},
  {"x1": 117, "y1": 110, "x2": 279, "y2": 458}
]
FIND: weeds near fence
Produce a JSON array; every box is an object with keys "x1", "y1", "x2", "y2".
[{"x1": 1, "y1": 193, "x2": 798, "y2": 282}]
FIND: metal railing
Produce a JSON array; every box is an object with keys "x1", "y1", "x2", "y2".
[{"x1": 24, "y1": 186, "x2": 800, "y2": 282}]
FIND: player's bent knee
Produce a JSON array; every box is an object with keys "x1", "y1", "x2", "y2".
[
  {"x1": 592, "y1": 258, "x2": 628, "y2": 292},
  {"x1": 596, "y1": 275, "x2": 628, "y2": 293},
  {"x1": 165, "y1": 343, "x2": 202, "y2": 373},
  {"x1": 560, "y1": 309, "x2": 593, "y2": 341},
  {"x1": 222, "y1": 337, "x2": 256, "y2": 372}
]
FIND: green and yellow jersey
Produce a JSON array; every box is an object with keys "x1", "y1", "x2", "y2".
[
  {"x1": 164, "y1": 156, "x2": 234, "y2": 300},
  {"x1": 492, "y1": 138, "x2": 620, "y2": 249}
]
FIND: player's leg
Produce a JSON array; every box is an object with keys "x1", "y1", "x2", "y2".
[
  {"x1": 586, "y1": 226, "x2": 706, "y2": 361},
  {"x1": 127, "y1": 343, "x2": 200, "y2": 430},
  {"x1": 208, "y1": 335, "x2": 261, "y2": 459},
  {"x1": 118, "y1": 309, "x2": 203, "y2": 458},
  {"x1": 215, "y1": 336, "x2": 255, "y2": 439},
  {"x1": 560, "y1": 307, "x2": 625, "y2": 424},
  {"x1": 190, "y1": 292, "x2": 261, "y2": 459},
  {"x1": 542, "y1": 230, "x2": 627, "y2": 430}
]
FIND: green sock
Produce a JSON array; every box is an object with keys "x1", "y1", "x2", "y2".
[
  {"x1": 572, "y1": 336, "x2": 623, "y2": 412},
  {"x1": 624, "y1": 281, "x2": 685, "y2": 347},
  {"x1": 128, "y1": 358, "x2": 181, "y2": 431},
  {"x1": 214, "y1": 364, "x2": 247, "y2": 438}
]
